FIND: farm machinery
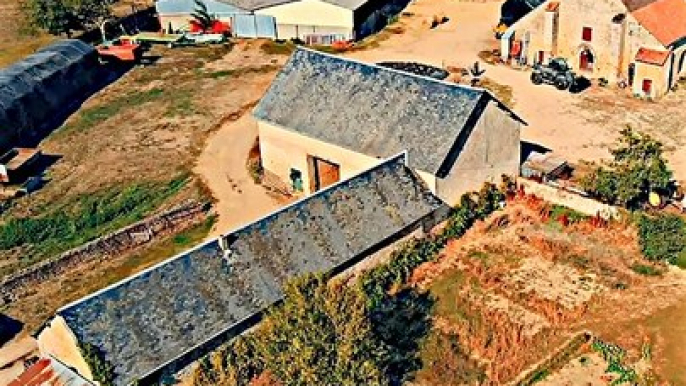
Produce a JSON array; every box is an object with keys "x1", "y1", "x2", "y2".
[{"x1": 530, "y1": 57, "x2": 576, "y2": 90}]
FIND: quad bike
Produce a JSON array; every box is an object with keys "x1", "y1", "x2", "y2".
[{"x1": 530, "y1": 57, "x2": 576, "y2": 90}]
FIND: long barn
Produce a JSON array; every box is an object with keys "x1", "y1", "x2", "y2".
[{"x1": 156, "y1": 0, "x2": 410, "y2": 42}]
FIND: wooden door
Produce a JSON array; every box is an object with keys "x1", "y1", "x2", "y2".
[
  {"x1": 309, "y1": 156, "x2": 340, "y2": 191},
  {"x1": 642, "y1": 79, "x2": 652, "y2": 94}
]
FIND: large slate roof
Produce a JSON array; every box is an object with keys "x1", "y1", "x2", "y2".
[
  {"x1": 56, "y1": 154, "x2": 446, "y2": 386},
  {"x1": 253, "y1": 48, "x2": 523, "y2": 177}
]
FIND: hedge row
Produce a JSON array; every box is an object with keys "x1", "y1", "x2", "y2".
[{"x1": 360, "y1": 183, "x2": 505, "y2": 307}]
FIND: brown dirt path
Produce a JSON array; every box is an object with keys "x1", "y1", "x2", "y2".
[{"x1": 194, "y1": 114, "x2": 281, "y2": 238}]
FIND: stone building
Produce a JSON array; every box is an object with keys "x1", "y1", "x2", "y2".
[
  {"x1": 501, "y1": 0, "x2": 686, "y2": 98},
  {"x1": 36, "y1": 154, "x2": 449, "y2": 386},
  {"x1": 253, "y1": 48, "x2": 525, "y2": 206}
]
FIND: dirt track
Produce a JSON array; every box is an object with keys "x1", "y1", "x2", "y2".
[{"x1": 194, "y1": 115, "x2": 281, "y2": 238}]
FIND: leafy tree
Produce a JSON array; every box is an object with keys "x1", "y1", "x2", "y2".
[
  {"x1": 24, "y1": 0, "x2": 113, "y2": 37},
  {"x1": 581, "y1": 127, "x2": 672, "y2": 208},
  {"x1": 256, "y1": 274, "x2": 390, "y2": 386},
  {"x1": 191, "y1": 0, "x2": 217, "y2": 32}
]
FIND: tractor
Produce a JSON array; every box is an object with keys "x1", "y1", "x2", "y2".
[{"x1": 530, "y1": 57, "x2": 576, "y2": 90}]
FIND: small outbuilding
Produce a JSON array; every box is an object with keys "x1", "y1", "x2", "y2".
[
  {"x1": 0, "y1": 40, "x2": 100, "y2": 154},
  {"x1": 254, "y1": 48, "x2": 526, "y2": 206}
]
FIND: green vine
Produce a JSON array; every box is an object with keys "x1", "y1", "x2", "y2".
[
  {"x1": 591, "y1": 339, "x2": 638, "y2": 385},
  {"x1": 79, "y1": 342, "x2": 116, "y2": 386}
]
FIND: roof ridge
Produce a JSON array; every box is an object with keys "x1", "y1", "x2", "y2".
[
  {"x1": 58, "y1": 152, "x2": 410, "y2": 314},
  {"x1": 293, "y1": 47, "x2": 525, "y2": 122}
]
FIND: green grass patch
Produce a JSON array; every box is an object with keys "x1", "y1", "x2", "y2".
[
  {"x1": 429, "y1": 268, "x2": 473, "y2": 323},
  {"x1": 105, "y1": 215, "x2": 215, "y2": 286},
  {"x1": 550, "y1": 204, "x2": 587, "y2": 222},
  {"x1": 165, "y1": 89, "x2": 195, "y2": 117},
  {"x1": 61, "y1": 88, "x2": 165, "y2": 134},
  {"x1": 0, "y1": 175, "x2": 190, "y2": 272},
  {"x1": 631, "y1": 264, "x2": 663, "y2": 276},
  {"x1": 260, "y1": 40, "x2": 296, "y2": 56}
]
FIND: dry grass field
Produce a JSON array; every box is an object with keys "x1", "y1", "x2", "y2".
[{"x1": 409, "y1": 197, "x2": 686, "y2": 384}]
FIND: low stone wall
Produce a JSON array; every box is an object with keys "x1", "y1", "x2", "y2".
[
  {"x1": 517, "y1": 178, "x2": 620, "y2": 219},
  {"x1": 0, "y1": 201, "x2": 211, "y2": 306}
]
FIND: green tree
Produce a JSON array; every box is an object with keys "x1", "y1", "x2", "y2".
[
  {"x1": 191, "y1": 0, "x2": 217, "y2": 32},
  {"x1": 581, "y1": 127, "x2": 672, "y2": 208},
  {"x1": 257, "y1": 274, "x2": 390, "y2": 386},
  {"x1": 24, "y1": 0, "x2": 112, "y2": 37}
]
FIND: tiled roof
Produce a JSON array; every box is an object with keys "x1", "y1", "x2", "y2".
[
  {"x1": 253, "y1": 48, "x2": 523, "y2": 177},
  {"x1": 628, "y1": 0, "x2": 686, "y2": 46},
  {"x1": 55, "y1": 154, "x2": 446, "y2": 386},
  {"x1": 635, "y1": 47, "x2": 671, "y2": 65},
  {"x1": 9, "y1": 357, "x2": 94, "y2": 386},
  {"x1": 545, "y1": 1, "x2": 559, "y2": 11}
]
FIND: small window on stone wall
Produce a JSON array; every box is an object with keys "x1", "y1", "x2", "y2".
[{"x1": 582, "y1": 27, "x2": 593, "y2": 42}]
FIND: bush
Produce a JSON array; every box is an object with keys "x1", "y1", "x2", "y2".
[
  {"x1": 674, "y1": 250, "x2": 686, "y2": 269},
  {"x1": 631, "y1": 264, "x2": 663, "y2": 276},
  {"x1": 638, "y1": 214, "x2": 686, "y2": 263}
]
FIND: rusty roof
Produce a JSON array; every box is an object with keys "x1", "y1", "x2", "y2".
[
  {"x1": 629, "y1": 0, "x2": 686, "y2": 46},
  {"x1": 545, "y1": 2, "x2": 559, "y2": 11},
  {"x1": 635, "y1": 47, "x2": 671, "y2": 65},
  {"x1": 8, "y1": 357, "x2": 94, "y2": 386}
]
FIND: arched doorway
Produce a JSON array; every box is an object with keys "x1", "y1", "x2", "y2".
[{"x1": 579, "y1": 47, "x2": 595, "y2": 71}]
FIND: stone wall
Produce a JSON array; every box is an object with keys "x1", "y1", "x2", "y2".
[
  {"x1": 517, "y1": 178, "x2": 619, "y2": 219},
  {"x1": 0, "y1": 201, "x2": 210, "y2": 306}
]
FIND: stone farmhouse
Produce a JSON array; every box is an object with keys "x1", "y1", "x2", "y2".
[
  {"x1": 156, "y1": 0, "x2": 410, "y2": 42},
  {"x1": 253, "y1": 48, "x2": 525, "y2": 206},
  {"x1": 500, "y1": 0, "x2": 686, "y2": 98},
  {"x1": 35, "y1": 154, "x2": 449, "y2": 386}
]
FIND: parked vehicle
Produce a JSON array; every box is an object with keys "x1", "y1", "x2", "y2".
[
  {"x1": 530, "y1": 57, "x2": 576, "y2": 90},
  {"x1": 169, "y1": 32, "x2": 227, "y2": 47}
]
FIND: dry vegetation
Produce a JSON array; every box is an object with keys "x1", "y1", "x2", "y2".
[{"x1": 409, "y1": 194, "x2": 686, "y2": 384}]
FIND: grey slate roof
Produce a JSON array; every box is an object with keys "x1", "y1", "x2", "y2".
[
  {"x1": 320, "y1": 0, "x2": 368, "y2": 10},
  {"x1": 217, "y1": 0, "x2": 298, "y2": 11},
  {"x1": 156, "y1": 0, "x2": 248, "y2": 14},
  {"x1": 56, "y1": 154, "x2": 446, "y2": 386},
  {"x1": 253, "y1": 48, "x2": 524, "y2": 177}
]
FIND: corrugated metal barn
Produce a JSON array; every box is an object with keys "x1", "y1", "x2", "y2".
[
  {"x1": 156, "y1": 0, "x2": 410, "y2": 42},
  {"x1": 0, "y1": 40, "x2": 100, "y2": 153}
]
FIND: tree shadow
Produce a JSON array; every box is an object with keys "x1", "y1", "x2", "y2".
[
  {"x1": 0, "y1": 314, "x2": 23, "y2": 347},
  {"x1": 369, "y1": 288, "x2": 434, "y2": 385}
]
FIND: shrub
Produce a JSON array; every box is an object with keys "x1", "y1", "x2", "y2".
[
  {"x1": 675, "y1": 251, "x2": 686, "y2": 269},
  {"x1": 631, "y1": 264, "x2": 663, "y2": 276},
  {"x1": 80, "y1": 342, "x2": 115, "y2": 386},
  {"x1": 580, "y1": 127, "x2": 672, "y2": 208},
  {"x1": 638, "y1": 214, "x2": 686, "y2": 263}
]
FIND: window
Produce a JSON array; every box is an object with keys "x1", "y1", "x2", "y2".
[{"x1": 582, "y1": 27, "x2": 592, "y2": 42}]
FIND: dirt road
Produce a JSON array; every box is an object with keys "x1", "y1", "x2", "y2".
[{"x1": 195, "y1": 115, "x2": 281, "y2": 238}]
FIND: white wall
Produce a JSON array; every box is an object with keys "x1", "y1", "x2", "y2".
[{"x1": 256, "y1": 0, "x2": 354, "y2": 39}]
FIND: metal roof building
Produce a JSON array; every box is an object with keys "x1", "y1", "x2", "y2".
[{"x1": 0, "y1": 40, "x2": 100, "y2": 153}]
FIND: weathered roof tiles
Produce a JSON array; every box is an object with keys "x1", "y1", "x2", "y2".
[
  {"x1": 253, "y1": 48, "x2": 523, "y2": 177},
  {"x1": 55, "y1": 154, "x2": 447, "y2": 386}
]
